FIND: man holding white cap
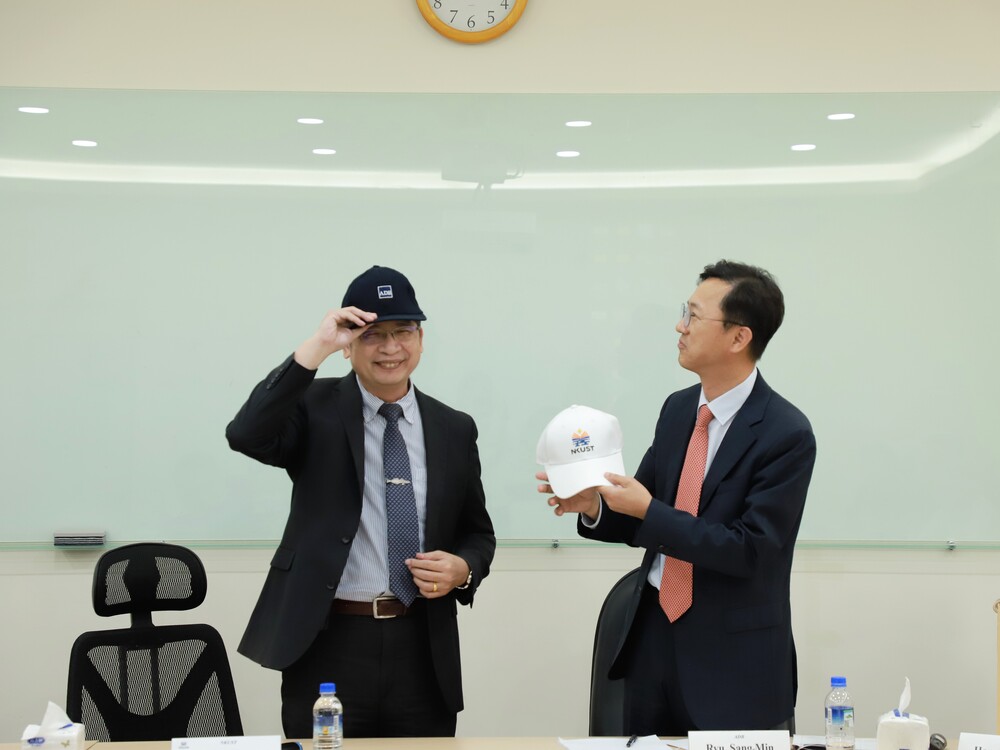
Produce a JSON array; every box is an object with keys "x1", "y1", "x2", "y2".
[
  {"x1": 538, "y1": 261, "x2": 816, "y2": 734},
  {"x1": 228, "y1": 266, "x2": 495, "y2": 739}
]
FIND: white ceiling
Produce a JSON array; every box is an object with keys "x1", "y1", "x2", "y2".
[{"x1": 2, "y1": 88, "x2": 999, "y2": 189}]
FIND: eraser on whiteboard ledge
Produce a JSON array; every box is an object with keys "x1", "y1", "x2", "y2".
[{"x1": 53, "y1": 531, "x2": 106, "y2": 547}]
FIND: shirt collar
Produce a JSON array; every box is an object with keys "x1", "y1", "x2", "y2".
[
  {"x1": 699, "y1": 367, "x2": 758, "y2": 426},
  {"x1": 359, "y1": 379, "x2": 418, "y2": 425}
]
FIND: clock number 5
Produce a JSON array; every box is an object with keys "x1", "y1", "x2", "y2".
[{"x1": 417, "y1": 0, "x2": 527, "y2": 43}]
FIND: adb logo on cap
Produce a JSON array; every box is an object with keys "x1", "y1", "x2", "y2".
[
  {"x1": 341, "y1": 265, "x2": 426, "y2": 323},
  {"x1": 537, "y1": 405, "x2": 625, "y2": 499}
]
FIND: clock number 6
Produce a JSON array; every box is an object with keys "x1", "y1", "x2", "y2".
[{"x1": 467, "y1": 14, "x2": 476, "y2": 28}]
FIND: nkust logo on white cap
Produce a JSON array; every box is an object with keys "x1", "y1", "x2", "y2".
[{"x1": 536, "y1": 404, "x2": 625, "y2": 499}]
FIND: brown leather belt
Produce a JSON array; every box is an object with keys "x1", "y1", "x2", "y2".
[{"x1": 332, "y1": 596, "x2": 411, "y2": 619}]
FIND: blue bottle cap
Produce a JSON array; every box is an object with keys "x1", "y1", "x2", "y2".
[
  {"x1": 319, "y1": 682, "x2": 336, "y2": 693},
  {"x1": 831, "y1": 676, "x2": 847, "y2": 687}
]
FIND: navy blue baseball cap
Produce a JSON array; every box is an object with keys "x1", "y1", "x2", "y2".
[{"x1": 341, "y1": 265, "x2": 426, "y2": 322}]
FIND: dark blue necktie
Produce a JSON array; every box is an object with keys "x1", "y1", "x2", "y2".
[{"x1": 378, "y1": 403, "x2": 420, "y2": 606}]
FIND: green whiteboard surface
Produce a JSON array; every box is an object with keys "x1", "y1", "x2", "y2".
[{"x1": 1, "y1": 90, "x2": 998, "y2": 543}]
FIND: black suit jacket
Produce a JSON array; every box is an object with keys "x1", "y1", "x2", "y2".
[
  {"x1": 226, "y1": 355, "x2": 496, "y2": 713},
  {"x1": 580, "y1": 373, "x2": 816, "y2": 729}
]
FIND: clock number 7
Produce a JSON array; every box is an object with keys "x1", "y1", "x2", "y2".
[{"x1": 450, "y1": 9, "x2": 458, "y2": 22}]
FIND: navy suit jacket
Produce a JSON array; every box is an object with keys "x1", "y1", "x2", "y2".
[
  {"x1": 226, "y1": 355, "x2": 496, "y2": 713},
  {"x1": 580, "y1": 373, "x2": 816, "y2": 729}
]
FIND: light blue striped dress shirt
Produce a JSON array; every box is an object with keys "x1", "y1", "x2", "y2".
[{"x1": 335, "y1": 381, "x2": 428, "y2": 602}]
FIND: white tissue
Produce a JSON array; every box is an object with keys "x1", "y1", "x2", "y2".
[
  {"x1": 897, "y1": 677, "x2": 911, "y2": 713},
  {"x1": 21, "y1": 701, "x2": 85, "y2": 750}
]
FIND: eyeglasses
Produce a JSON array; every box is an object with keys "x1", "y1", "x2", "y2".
[
  {"x1": 358, "y1": 325, "x2": 420, "y2": 345},
  {"x1": 679, "y1": 302, "x2": 741, "y2": 329}
]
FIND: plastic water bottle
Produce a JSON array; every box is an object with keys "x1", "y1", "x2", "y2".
[
  {"x1": 312, "y1": 682, "x2": 343, "y2": 750},
  {"x1": 825, "y1": 676, "x2": 855, "y2": 750}
]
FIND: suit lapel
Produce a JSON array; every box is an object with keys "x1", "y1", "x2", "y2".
[
  {"x1": 699, "y1": 375, "x2": 771, "y2": 513},
  {"x1": 416, "y1": 389, "x2": 446, "y2": 551},
  {"x1": 335, "y1": 373, "x2": 366, "y2": 494}
]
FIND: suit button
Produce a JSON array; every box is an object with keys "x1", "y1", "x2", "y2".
[
  {"x1": 326, "y1": 583, "x2": 336, "y2": 590},
  {"x1": 341, "y1": 536, "x2": 351, "y2": 544}
]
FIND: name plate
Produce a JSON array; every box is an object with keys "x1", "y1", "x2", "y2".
[
  {"x1": 958, "y1": 733, "x2": 1000, "y2": 750},
  {"x1": 689, "y1": 730, "x2": 792, "y2": 750},
  {"x1": 172, "y1": 736, "x2": 281, "y2": 750}
]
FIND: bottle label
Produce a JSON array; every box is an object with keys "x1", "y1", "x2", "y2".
[
  {"x1": 827, "y1": 706, "x2": 855, "y2": 728},
  {"x1": 314, "y1": 715, "x2": 342, "y2": 737}
]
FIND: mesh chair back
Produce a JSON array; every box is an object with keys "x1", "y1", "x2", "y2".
[
  {"x1": 589, "y1": 567, "x2": 643, "y2": 736},
  {"x1": 93, "y1": 543, "x2": 206, "y2": 623},
  {"x1": 67, "y1": 543, "x2": 243, "y2": 740}
]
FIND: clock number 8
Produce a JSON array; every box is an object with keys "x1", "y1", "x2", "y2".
[{"x1": 432, "y1": 0, "x2": 441, "y2": 6}]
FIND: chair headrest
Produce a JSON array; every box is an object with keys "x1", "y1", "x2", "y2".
[{"x1": 92, "y1": 542, "x2": 207, "y2": 618}]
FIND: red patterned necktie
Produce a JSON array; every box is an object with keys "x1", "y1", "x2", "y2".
[{"x1": 660, "y1": 404, "x2": 714, "y2": 622}]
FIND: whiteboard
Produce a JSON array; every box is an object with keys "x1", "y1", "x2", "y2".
[{"x1": 1, "y1": 90, "x2": 998, "y2": 543}]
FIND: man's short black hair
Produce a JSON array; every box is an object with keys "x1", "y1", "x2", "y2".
[{"x1": 699, "y1": 260, "x2": 784, "y2": 361}]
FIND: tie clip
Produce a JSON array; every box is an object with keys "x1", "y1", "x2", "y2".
[{"x1": 386, "y1": 478, "x2": 411, "y2": 485}]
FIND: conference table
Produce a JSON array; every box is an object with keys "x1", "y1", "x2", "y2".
[
  {"x1": 110, "y1": 741, "x2": 573, "y2": 750},
  {"x1": 6, "y1": 739, "x2": 963, "y2": 750},
  {"x1": 4, "y1": 740, "x2": 585, "y2": 750},
  {"x1": 5, "y1": 740, "x2": 597, "y2": 750}
]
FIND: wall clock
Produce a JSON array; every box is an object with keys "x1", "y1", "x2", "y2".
[{"x1": 415, "y1": 0, "x2": 528, "y2": 44}]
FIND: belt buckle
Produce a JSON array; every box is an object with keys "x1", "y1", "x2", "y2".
[{"x1": 372, "y1": 594, "x2": 398, "y2": 619}]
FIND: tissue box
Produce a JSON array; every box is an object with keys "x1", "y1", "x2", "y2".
[
  {"x1": 877, "y1": 710, "x2": 930, "y2": 750},
  {"x1": 21, "y1": 722, "x2": 85, "y2": 750}
]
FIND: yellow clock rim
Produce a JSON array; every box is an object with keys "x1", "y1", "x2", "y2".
[{"x1": 416, "y1": 0, "x2": 528, "y2": 44}]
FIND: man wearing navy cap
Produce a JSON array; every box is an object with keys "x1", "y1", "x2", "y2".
[{"x1": 227, "y1": 266, "x2": 495, "y2": 738}]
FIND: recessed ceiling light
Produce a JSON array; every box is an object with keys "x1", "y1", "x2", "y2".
[
  {"x1": 565, "y1": 120, "x2": 592, "y2": 127},
  {"x1": 72, "y1": 140, "x2": 98, "y2": 148},
  {"x1": 18, "y1": 106, "x2": 49, "y2": 114},
  {"x1": 312, "y1": 148, "x2": 337, "y2": 155},
  {"x1": 297, "y1": 118, "x2": 324, "y2": 125},
  {"x1": 790, "y1": 144, "x2": 816, "y2": 151},
  {"x1": 556, "y1": 150, "x2": 580, "y2": 158},
  {"x1": 827, "y1": 113, "x2": 856, "y2": 121}
]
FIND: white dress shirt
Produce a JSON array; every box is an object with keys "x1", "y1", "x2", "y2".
[{"x1": 335, "y1": 381, "x2": 428, "y2": 602}]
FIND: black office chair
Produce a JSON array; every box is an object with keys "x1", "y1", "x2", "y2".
[
  {"x1": 66, "y1": 542, "x2": 244, "y2": 741},
  {"x1": 589, "y1": 566, "x2": 642, "y2": 736}
]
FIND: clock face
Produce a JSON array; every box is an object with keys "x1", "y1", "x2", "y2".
[{"x1": 416, "y1": 0, "x2": 527, "y2": 44}]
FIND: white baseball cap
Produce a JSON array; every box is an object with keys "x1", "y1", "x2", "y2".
[{"x1": 536, "y1": 404, "x2": 625, "y2": 499}]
